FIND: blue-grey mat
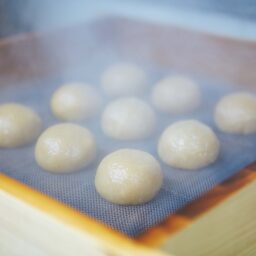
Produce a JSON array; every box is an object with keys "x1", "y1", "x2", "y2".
[{"x1": 0, "y1": 65, "x2": 255, "y2": 237}]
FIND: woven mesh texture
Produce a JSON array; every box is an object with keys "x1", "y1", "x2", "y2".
[{"x1": 0, "y1": 69, "x2": 255, "y2": 237}]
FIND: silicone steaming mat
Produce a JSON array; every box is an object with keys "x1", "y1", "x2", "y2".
[{"x1": 0, "y1": 67, "x2": 255, "y2": 237}]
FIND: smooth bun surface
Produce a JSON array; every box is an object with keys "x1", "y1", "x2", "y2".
[
  {"x1": 101, "y1": 63, "x2": 148, "y2": 97},
  {"x1": 95, "y1": 149, "x2": 163, "y2": 205},
  {"x1": 0, "y1": 103, "x2": 42, "y2": 147},
  {"x1": 158, "y1": 120, "x2": 220, "y2": 170},
  {"x1": 151, "y1": 76, "x2": 201, "y2": 114},
  {"x1": 35, "y1": 123, "x2": 96, "y2": 173},
  {"x1": 101, "y1": 97, "x2": 156, "y2": 140},
  {"x1": 51, "y1": 83, "x2": 102, "y2": 121},
  {"x1": 214, "y1": 92, "x2": 256, "y2": 135}
]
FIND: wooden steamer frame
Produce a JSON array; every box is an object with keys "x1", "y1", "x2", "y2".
[{"x1": 0, "y1": 17, "x2": 256, "y2": 256}]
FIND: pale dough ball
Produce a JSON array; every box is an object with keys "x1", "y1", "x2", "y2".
[
  {"x1": 151, "y1": 76, "x2": 201, "y2": 114},
  {"x1": 95, "y1": 149, "x2": 163, "y2": 205},
  {"x1": 214, "y1": 92, "x2": 256, "y2": 135},
  {"x1": 101, "y1": 63, "x2": 148, "y2": 97},
  {"x1": 51, "y1": 82, "x2": 102, "y2": 121},
  {"x1": 0, "y1": 103, "x2": 42, "y2": 147},
  {"x1": 35, "y1": 123, "x2": 96, "y2": 173},
  {"x1": 158, "y1": 120, "x2": 220, "y2": 170},
  {"x1": 101, "y1": 97, "x2": 156, "y2": 140}
]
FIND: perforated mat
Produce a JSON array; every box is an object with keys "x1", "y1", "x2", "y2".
[{"x1": 0, "y1": 66, "x2": 255, "y2": 237}]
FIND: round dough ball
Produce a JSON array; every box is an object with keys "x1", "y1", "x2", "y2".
[
  {"x1": 35, "y1": 123, "x2": 96, "y2": 173},
  {"x1": 214, "y1": 92, "x2": 256, "y2": 135},
  {"x1": 101, "y1": 63, "x2": 148, "y2": 97},
  {"x1": 101, "y1": 97, "x2": 156, "y2": 140},
  {"x1": 151, "y1": 76, "x2": 201, "y2": 114},
  {"x1": 95, "y1": 149, "x2": 163, "y2": 205},
  {"x1": 0, "y1": 103, "x2": 42, "y2": 147},
  {"x1": 158, "y1": 120, "x2": 220, "y2": 170},
  {"x1": 51, "y1": 82, "x2": 102, "y2": 121}
]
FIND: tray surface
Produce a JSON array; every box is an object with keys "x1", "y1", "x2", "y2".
[{"x1": 0, "y1": 57, "x2": 255, "y2": 237}]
